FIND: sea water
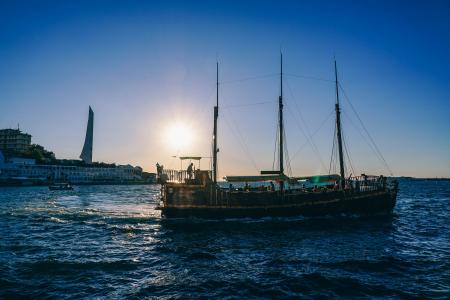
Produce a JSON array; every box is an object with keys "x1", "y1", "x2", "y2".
[{"x1": 0, "y1": 180, "x2": 449, "y2": 298}]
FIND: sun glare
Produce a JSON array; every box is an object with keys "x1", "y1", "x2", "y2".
[{"x1": 165, "y1": 122, "x2": 193, "y2": 150}]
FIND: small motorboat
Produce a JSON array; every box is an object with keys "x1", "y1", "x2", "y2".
[{"x1": 48, "y1": 182, "x2": 74, "y2": 191}]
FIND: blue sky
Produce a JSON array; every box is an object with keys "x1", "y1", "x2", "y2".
[{"x1": 0, "y1": 0, "x2": 449, "y2": 177}]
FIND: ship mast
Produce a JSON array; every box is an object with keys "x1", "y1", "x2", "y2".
[
  {"x1": 279, "y1": 52, "x2": 284, "y2": 191},
  {"x1": 334, "y1": 60, "x2": 345, "y2": 189},
  {"x1": 213, "y1": 61, "x2": 219, "y2": 185}
]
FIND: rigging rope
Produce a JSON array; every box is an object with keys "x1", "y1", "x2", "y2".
[
  {"x1": 222, "y1": 100, "x2": 275, "y2": 109},
  {"x1": 332, "y1": 135, "x2": 338, "y2": 174},
  {"x1": 212, "y1": 69, "x2": 392, "y2": 177},
  {"x1": 342, "y1": 130, "x2": 357, "y2": 176},
  {"x1": 222, "y1": 110, "x2": 260, "y2": 172},
  {"x1": 210, "y1": 139, "x2": 213, "y2": 174},
  {"x1": 284, "y1": 78, "x2": 328, "y2": 172},
  {"x1": 338, "y1": 83, "x2": 394, "y2": 176},
  {"x1": 328, "y1": 123, "x2": 337, "y2": 175},
  {"x1": 285, "y1": 73, "x2": 334, "y2": 83},
  {"x1": 184, "y1": 84, "x2": 216, "y2": 134},
  {"x1": 220, "y1": 73, "x2": 278, "y2": 84},
  {"x1": 342, "y1": 111, "x2": 390, "y2": 175},
  {"x1": 285, "y1": 106, "x2": 328, "y2": 172},
  {"x1": 283, "y1": 128, "x2": 293, "y2": 176},
  {"x1": 288, "y1": 109, "x2": 334, "y2": 164},
  {"x1": 272, "y1": 112, "x2": 279, "y2": 171}
]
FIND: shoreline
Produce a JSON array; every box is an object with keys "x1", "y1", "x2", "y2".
[{"x1": 0, "y1": 181, "x2": 158, "y2": 188}]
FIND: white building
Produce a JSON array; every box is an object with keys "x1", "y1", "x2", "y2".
[
  {"x1": 0, "y1": 107, "x2": 154, "y2": 186},
  {"x1": 0, "y1": 158, "x2": 144, "y2": 184}
]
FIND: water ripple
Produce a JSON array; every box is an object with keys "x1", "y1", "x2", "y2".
[{"x1": 0, "y1": 180, "x2": 449, "y2": 298}]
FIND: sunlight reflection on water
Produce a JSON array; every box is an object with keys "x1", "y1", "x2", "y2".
[{"x1": 0, "y1": 181, "x2": 449, "y2": 298}]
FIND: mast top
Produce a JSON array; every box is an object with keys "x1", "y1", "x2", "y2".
[
  {"x1": 280, "y1": 51, "x2": 283, "y2": 97},
  {"x1": 334, "y1": 59, "x2": 346, "y2": 188},
  {"x1": 334, "y1": 59, "x2": 340, "y2": 105},
  {"x1": 216, "y1": 61, "x2": 219, "y2": 107}
]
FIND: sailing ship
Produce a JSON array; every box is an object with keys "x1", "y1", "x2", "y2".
[{"x1": 156, "y1": 56, "x2": 398, "y2": 218}]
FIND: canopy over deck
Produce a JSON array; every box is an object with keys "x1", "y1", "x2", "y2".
[
  {"x1": 225, "y1": 175, "x2": 289, "y2": 182},
  {"x1": 291, "y1": 174, "x2": 340, "y2": 183},
  {"x1": 175, "y1": 156, "x2": 208, "y2": 171},
  {"x1": 179, "y1": 156, "x2": 203, "y2": 160},
  {"x1": 225, "y1": 174, "x2": 340, "y2": 183}
]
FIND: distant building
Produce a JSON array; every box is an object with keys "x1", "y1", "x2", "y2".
[
  {"x1": 9, "y1": 157, "x2": 36, "y2": 165},
  {"x1": 80, "y1": 106, "x2": 94, "y2": 164},
  {"x1": 0, "y1": 129, "x2": 31, "y2": 153},
  {"x1": 0, "y1": 107, "x2": 157, "y2": 186},
  {"x1": 0, "y1": 159, "x2": 148, "y2": 184}
]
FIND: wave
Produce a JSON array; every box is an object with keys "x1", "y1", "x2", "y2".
[
  {"x1": 19, "y1": 259, "x2": 139, "y2": 275},
  {"x1": 1, "y1": 181, "x2": 449, "y2": 299}
]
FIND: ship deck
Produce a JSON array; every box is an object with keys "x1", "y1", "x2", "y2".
[{"x1": 158, "y1": 183, "x2": 397, "y2": 218}]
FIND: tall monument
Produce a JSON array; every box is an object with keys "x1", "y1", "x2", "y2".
[{"x1": 80, "y1": 106, "x2": 94, "y2": 164}]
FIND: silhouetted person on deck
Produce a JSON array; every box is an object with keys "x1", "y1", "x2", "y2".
[
  {"x1": 156, "y1": 163, "x2": 162, "y2": 178},
  {"x1": 333, "y1": 181, "x2": 339, "y2": 190},
  {"x1": 187, "y1": 162, "x2": 194, "y2": 180}
]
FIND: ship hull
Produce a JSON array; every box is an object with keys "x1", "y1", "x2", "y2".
[{"x1": 159, "y1": 188, "x2": 397, "y2": 219}]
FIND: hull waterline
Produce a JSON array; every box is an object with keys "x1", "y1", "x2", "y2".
[{"x1": 158, "y1": 187, "x2": 397, "y2": 219}]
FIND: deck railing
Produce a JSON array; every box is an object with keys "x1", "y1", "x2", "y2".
[
  {"x1": 218, "y1": 175, "x2": 388, "y2": 193},
  {"x1": 159, "y1": 169, "x2": 187, "y2": 183},
  {"x1": 347, "y1": 175, "x2": 387, "y2": 192},
  {"x1": 159, "y1": 169, "x2": 212, "y2": 183},
  {"x1": 160, "y1": 170, "x2": 389, "y2": 194}
]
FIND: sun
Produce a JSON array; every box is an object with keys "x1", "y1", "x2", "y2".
[{"x1": 165, "y1": 122, "x2": 193, "y2": 151}]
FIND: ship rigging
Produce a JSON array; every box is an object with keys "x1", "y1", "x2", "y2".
[{"x1": 156, "y1": 55, "x2": 398, "y2": 218}]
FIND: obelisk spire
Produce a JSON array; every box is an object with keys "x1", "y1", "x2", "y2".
[{"x1": 80, "y1": 106, "x2": 94, "y2": 164}]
